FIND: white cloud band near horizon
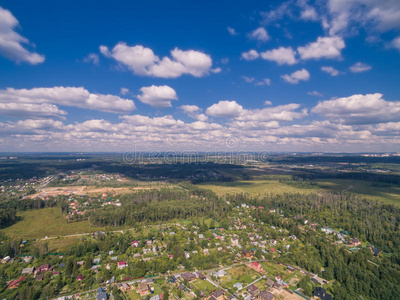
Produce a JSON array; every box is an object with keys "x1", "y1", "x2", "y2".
[
  {"x1": 0, "y1": 87, "x2": 136, "y2": 116},
  {"x1": 1, "y1": 92, "x2": 400, "y2": 152}
]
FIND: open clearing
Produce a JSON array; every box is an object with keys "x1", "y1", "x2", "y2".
[
  {"x1": 316, "y1": 179, "x2": 400, "y2": 206},
  {"x1": 198, "y1": 180, "x2": 314, "y2": 196},
  {"x1": 227, "y1": 265, "x2": 259, "y2": 284},
  {"x1": 192, "y1": 279, "x2": 215, "y2": 294},
  {"x1": 84, "y1": 186, "x2": 156, "y2": 196},
  {"x1": 271, "y1": 289, "x2": 304, "y2": 300},
  {"x1": 33, "y1": 236, "x2": 83, "y2": 252},
  {"x1": 198, "y1": 179, "x2": 400, "y2": 206},
  {"x1": 125, "y1": 289, "x2": 141, "y2": 300},
  {"x1": 1, "y1": 207, "x2": 105, "y2": 239}
]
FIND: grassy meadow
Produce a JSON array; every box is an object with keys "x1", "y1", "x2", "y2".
[
  {"x1": 1, "y1": 207, "x2": 105, "y2": 240},
  {"x1": 315, "y1": 179, "x2": 400, "y2": 205},
  {"x1": 33, "y1": 236, "x2": 83, "y2": 252},
  {"x1": 198, "y1": 180, "x2": 315, "y2": 196},
  {"x1": 198, "y1": 179, "x2": 400, "y2": 206}
]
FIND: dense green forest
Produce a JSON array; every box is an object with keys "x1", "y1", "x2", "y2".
[
  {"x1": 88, "y1": 187, "x2": 230, "y2": 227},
  {"x1": 0, "y1": 209, "x2": 17, "y2": 229}
]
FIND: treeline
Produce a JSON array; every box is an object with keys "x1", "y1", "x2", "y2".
[
  {"x1": 0, "y1": 209, "x2": 17, "y2": 229},
  {"x1": 298, "y1": 170, "x2": 400, "y2": 185},
  {"x1": 0, "y1": 198, "x2": 58, "y2": 212},
  {"x1": 88, "y1": 187, "x2": 230, "y2": 227}
]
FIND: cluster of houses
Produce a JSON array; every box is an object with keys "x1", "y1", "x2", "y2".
[
  {"x1": 321, "y1": 226, "x2": 353, "y2": 243},
  {"x1": 2, "y1": 200, "x2": 385, "y2": 300},
  {"x1": 232, "y1": 273, "x2": 292, "y2": 300},
  {"x1": 167, "y1": 261, "x2": 299, "y2": 300},
  {"x1": 321, "y1": 227, "x2": 380, "y2": 255},
  {"x1": 114, "y1": 278, "x2": 159, "y2": 298},
  {"x1": 66, "y1": 194, "x2": 122, "y2": 219},
  {"x1": 6, "y1": 263, "x2": 60, "y2": 289},
  {"x1": 245, "y1": 284, "x2": 274, "y2": 300},
  {"x1": 0, "y1": 176, "x2": 40, "y2": 195},
  {"x1": 170, "y1": 272, "x2": 275, "y2": 300},
  {"x1": 65, "y1": 172, "x2": 127, "y2": 184}
]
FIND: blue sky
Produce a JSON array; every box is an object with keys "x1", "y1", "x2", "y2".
[{"x1": 1, "y1": 0, "x2": 400, "y2": 152}]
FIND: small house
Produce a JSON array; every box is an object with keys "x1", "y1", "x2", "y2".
[
  {"x1": 258, "y1": 291, "x2": 274, "y2": 300},
  {"x1": 118, "y1": 261, "x2": 128, "y2": 269}
]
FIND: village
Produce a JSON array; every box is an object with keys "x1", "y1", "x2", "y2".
[{"x1": 1, "y1": 198, "x2": 384, "y2": 300}]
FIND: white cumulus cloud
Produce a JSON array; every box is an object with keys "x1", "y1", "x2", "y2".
[
  {"x1": 83, "y1": 53, "x2": 99, "y2": 65},
  {"x1": 100, "y1": 43, "x2": 213, "y2": 78},
  {"x1": 242, "y1": 76, "x2": 271, "y2": 86},
  {"x1": 312, "y1": 93, "x2": 400, "y2": 124},
  {"x1": 227, "y1": 27, "x2": 238, "y2": 36},
  {"x1": 321, "y1": 66, "x2": 339, "y2": 76},
  {"x1": 281, "y1": 68, "x2": 310, "y2": 84},
  {"x1": 236, "y1": 103, "x2": 307, "y2": 122},
  {"x1": 248, "y1": 27, "x2": 270, "y2": 42},
  {"x1": 0, "y1": 102, "x2": 67, "y2": 118},
  {"x1": 137, "y1": 85, "x2": 178, "y2": 108},
  {"x1": 180, "y1": 105, "x2": 208, "y2": 121},
  {"x1": 350, "y1": 62, "x2": 372, "y2": 73},
  {"x1": 241, "y1": 49, "x2": 259, "y2": 61},
  {"x1": 206, "y1": 100, "x2": 244, "y2": 118},
  {"x1": 297, "y1": 36, "x2": 345, "y2": 60},
  {"x1": 260, "y1": 46, "x2": 297, "y2": 65},
  {"x1": 120, "y1": 88, "x2": 129, "y2": 95},
  {"x1": 0, "y1": 6, "x2": 45, "y2": 64},
  {"x1": 326, "y1": 0, "x2": 400, "y2": 36},
  {"x1": 300, "y1": 4, "x2": 318, "y2": 21},
  {"x1": 0, "y1": 87, "x2": 135, "y2": 114},
  {"x1": 392, "y1": 36, "x2": 400, "y2": 51},
  {"x1": 308, "y1": 91, "x2": 323, "y2": 97},
  {"x1": 121, "y1": 115, "x2": 184, "y2": 128}
]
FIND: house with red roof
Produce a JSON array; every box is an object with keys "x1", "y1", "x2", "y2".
[
  {"x1": 252, "y1": 261, "x2": 263, "y2": 273},
  {"x1": 118, "y1": 261, "x2": 128, "y2": 269},
  {"x1": 8, "y1": 276, "x2": 25, "y2": 289},
  {"x1": 52, "y1": 271, "x2": 60, "y2": 278},
  {"x1": 34, "y1": 264, "x2": 52, "y2": 276}
]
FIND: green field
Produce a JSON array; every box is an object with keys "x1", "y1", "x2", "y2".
[
  {"x1": 1, "y1": 207, "x2": 105, "y2": 239},
  {"x1": 126, "y1": 289, "x2": 141, "y2": 300},
  {"x1": 198, "y1": 179, "x2": 400, "y2": 206},
  {"x1": 227, "y1": 265, "x2": 260, "y2": 284},
  {"x1": 35, "y1": 236, "x2": 83, "y2": 252},
  {"x1": 192, "y1": 279, "x2": 215, "y2": 294},
  {"x1": 198, "y1": 180, "x2": 314, "y2": 196},
  {"x1": 316, "y1": 179, "x2": 400, "y2": 205}
]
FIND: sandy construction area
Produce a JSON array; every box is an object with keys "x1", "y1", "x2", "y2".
[
  {"x1": 29, "y1": 186, "x2": 86, "y2": 198},
  {"x1": 271, "y1": 289, "x2": 304, "y2": 300},
  {"x1": 85, "y1": 186, "x2": 154, "y2": 195},
  {"x1": 28, "y1": 185, "x2": 156, "y2": 198}
]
